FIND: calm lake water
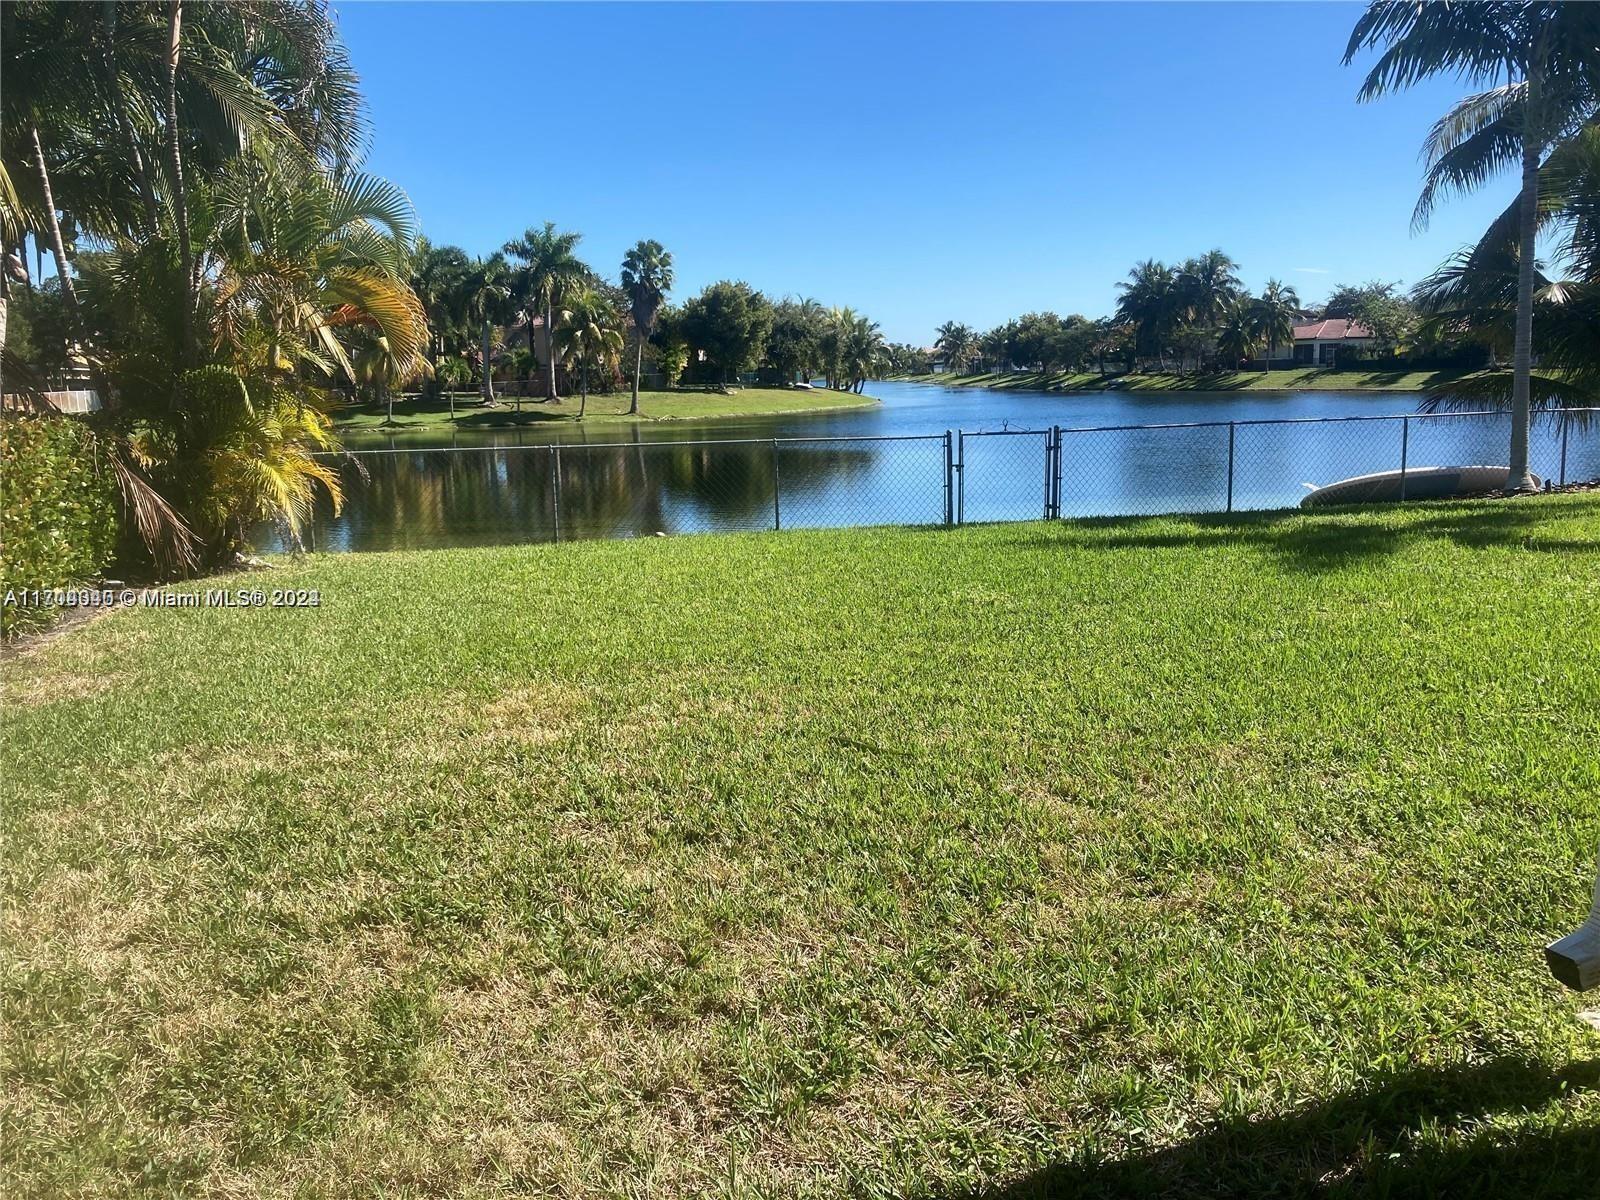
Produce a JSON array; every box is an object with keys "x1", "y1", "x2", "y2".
[{"x1": 279, "y1": 381, "x2": 1598, "y2": 552}]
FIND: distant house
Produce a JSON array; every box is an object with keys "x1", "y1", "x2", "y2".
[{"x1": 1262, "y1": 318, "x2": 1375, "y2": 367}]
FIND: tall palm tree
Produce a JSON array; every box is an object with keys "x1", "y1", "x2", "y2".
[
  {"x1": 620, "y1": 239, "x2": 673, "y2": 415},
  {"x1": 3, "y1": 0, "x2": 361, "y2": 366},
  {"x1": 1178, "y1": 249, "x2": 1242, "y2": 371},
  {"x1": 503, "y1": 221, "x2": 586, "y2": 403},
  {"x1": 467, "y1": 252, "x2": 512, "y2": 404},
  {"x1": 1251, "y1": 279, "x2": 1302, "y2": 368},
  {"x1": 558, "y1": 288, "x2": 623, "y2": 419},
  {"x1": 1346, "y1": 1, "x2": 1600, "y2": 490},
  {"x1": 1414, "y1": 119, "x2": 1600, "y2": 411}
]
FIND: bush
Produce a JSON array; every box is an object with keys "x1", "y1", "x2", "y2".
[{"x1": 1, "y1": 414, "x2": 118, "y2": 635}]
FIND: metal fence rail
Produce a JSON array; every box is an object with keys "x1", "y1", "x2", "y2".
[{"x1": 292, "y1": 409, "x2": 1600, "y2": 553}]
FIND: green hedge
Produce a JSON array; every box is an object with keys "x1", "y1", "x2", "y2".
[{"x1": 1, "y1": 414, "x2": 118, "y2": 635}]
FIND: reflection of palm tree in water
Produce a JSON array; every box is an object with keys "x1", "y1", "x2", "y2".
[{"x1": 286, "y1": 437, "x2": 900, "y2": 550}]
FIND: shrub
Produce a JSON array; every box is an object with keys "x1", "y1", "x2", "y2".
[{"x1": 1, "y1": 414, "x2": 118, "y2": 636}]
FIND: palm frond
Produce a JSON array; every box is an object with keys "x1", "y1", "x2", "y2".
[{"x1": 1414, "y1": 85, "x2": 1525, "y2": 229}]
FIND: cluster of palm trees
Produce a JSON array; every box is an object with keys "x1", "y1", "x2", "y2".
[
  {"x1": 3, "y1": 0, "x2": 429, "y2": 569},
  {"x1": 763, "y1": 299, "x2": 889, "y2": 393},
  {"x1": 1115, "y1": 254, "x2": 1304, "y2": 373},
  {"x1": 408, "y1": 227, "x2": 672, "y2": 419},
  {"x1": 410, "y1": 231, "x2": 893, "y2": 405},
  {"x1": 932, "y1": 254, "x2": 1308, "y2": 379}
]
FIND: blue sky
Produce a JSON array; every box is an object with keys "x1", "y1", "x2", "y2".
[{"x1": 334, "y1": 1, "x2": 1514, "y2": 344}]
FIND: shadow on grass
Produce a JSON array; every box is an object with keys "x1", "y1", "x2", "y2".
[
  {"x1": 334, "y1": 406, "x2": 576, "y2": 431},
  {"x1": 453, "y1": 407, "x2": 570, "y2": 427},
  {"x1": 1020, "y1": 501, "x2": 1596, "y2": 572},
  {"x1": 951, "y1": 1057, "x2": 1600, "y2": 1199}
]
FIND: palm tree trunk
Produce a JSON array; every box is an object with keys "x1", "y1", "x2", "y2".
[
  {"x1": 630, "y1": 332, "x2": 643, "y2": 415},
  {"x1": 29, "y1": 127, "x2": 83, "y2": 324},
  {"x1": 480, "y1": 320, "x2": 495, "y2": 404},
  {"x1": 1508, "y1": 127, "x2": 1540, "y2": 492},
  {"x1": 578, "y1": 354, "x2": 588, "y2": 419},
  {"x1": 164, "y1": 0, "x2": 194, "y2": 365},
  {"x1": 545, "y1": 300, "x2": 558, "y2": 402},
  {"x1": 520, "y1": 305, "x2": 538, "y2": 412},
  {"x1": 101, "y1": 1, "x2": 160, "y2": 233}
]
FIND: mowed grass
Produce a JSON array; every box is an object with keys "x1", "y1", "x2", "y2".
[
  {"x1": 332, "y1": 387, "x2": 877, "y2": 432},
  {"x1": 4, "y1": 496, "x2": 1600, "y2": 1197},
  {"x1": 898, "y1": 367, "x2": 1486, "y2": 393}
]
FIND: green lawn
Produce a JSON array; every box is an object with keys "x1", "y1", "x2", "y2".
[
  {"x1": 898, "y1": 367, "x2": 1488, "y2": 393},
  {"x1": 5, "y1": 497, "x2": 1600, "y2": 1197},
  {"x1": 332, "y1": 387, "x2": 877, "y2": 431}
]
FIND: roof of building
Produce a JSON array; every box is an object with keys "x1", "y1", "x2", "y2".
[{"x1": 1293, "y1": 318, "x2": 1372, "y2": 341}]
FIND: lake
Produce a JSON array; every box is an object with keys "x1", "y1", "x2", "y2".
[{"x1": 282, "y1": 381, "x2": 1598, "y2": 552}]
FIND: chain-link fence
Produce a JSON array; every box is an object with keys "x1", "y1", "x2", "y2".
[{"x1": 290, "y1": 410, "x2": 1600, "y2": 552}]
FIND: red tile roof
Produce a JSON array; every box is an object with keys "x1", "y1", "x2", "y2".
[{"x1": 1293, "y1": 318, "x2": 1372, "y2": 341}]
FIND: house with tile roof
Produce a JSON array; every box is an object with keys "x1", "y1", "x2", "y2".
[{"x1": 1263, "y1": 318, "x2": 1376, "y2": 367}]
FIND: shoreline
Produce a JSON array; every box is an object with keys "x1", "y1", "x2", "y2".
[
  {"x1": 333, "y1": 387, "x2": 879, "y2": 433},
  {"x1": 888, "y1": 367, "x2": 1486, "y2": 394}
]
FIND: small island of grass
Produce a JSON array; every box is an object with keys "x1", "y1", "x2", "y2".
[{"x1": 333, "y1": 387, "x2": 878, "y2": 432}]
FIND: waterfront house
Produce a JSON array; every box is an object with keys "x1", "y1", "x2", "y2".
[{"x1": 1261, "y1": 318, "x2": 1376, "y2": 366}]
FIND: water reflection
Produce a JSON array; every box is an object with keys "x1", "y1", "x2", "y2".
[{"x1": 277, "y1": 388, "x2": 1598, "y2": 553}]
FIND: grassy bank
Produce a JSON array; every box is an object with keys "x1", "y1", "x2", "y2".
[
  {"x1": 333, "y1": 387, "x2": 877, "y2": 432},
  {"x1": 896, "y1": 366, "x2": 1487, "y2": 393},
  {"x1": 5, "y1": 497, "x2": 1600, "y2": 1197}
]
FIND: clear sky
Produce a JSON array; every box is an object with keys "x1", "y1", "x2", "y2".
[{"x1": 333, "y1": 0, "x2": 1514, "y2": 344}]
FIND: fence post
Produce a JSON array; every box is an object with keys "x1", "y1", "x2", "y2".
[
  {"x1": 1560, "y1": 416, "x2": 1570, "y2": 486},
  {"x1": 552, "y1": 445, "x2": 562, "y2": 543},
  {"x1": 1225, "y1": 422, "x2": 1236, "y2": 513},
  {"x1": 1052, "y1": 425, "x2": 1063, "y2": 519},
  {"x1": 1399, "y1": 416, "x2": 1410, "y2": 501},
  {"x1": 1042, "y1": 429, "x2": 1054, "y2": 519},
  {"x1": 771, "y1": 439, "x2": 781, "y2": 531},
  {"x1": 943, "y1": 431, "x2": 953, "y2": 526},
  {"x1": 956, "y1": 431, "x2": 966, "y2": 525}
]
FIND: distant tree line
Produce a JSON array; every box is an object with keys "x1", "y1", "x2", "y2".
[
  {"x1": 925, "y1": 251, "x2": 1495, "y2": 381},
  {"x1": 406, "y1": 229, "x2": 898, "y2": 411}
]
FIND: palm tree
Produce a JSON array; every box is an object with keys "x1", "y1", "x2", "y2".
[
  {"x1": 558, "y1": 288, "x2": 623, "y2": 419},
  {"x1": 1115, "y1": 259, "x2": 1180, "y2": 371},
  {"x1": 1214, "y1": 298, "x2": 1261, "y2": 369},
  {"x1": 1251, "y1": 279, "x2": 1302, "y2": 370},
  {"x1": 467, "y1": 252, "x2": 512, "y2": 405},
  {"x1": 3, "y1": 0, "x2": 418, "y2": 570},
  {"x1": 827, "y1": 308, "x2": 885, "y2": 393},
  {"x1": 1414, "y1": 120, "x2": 1600, "y2": 412},
  {"x1": 435, "y1": 355, "x2": 471, "y2": 420},
  {"x1": 933, "y1": 321, "x2": 976, "y2": 373},
  {"x1": 203, "y1": 162, "x2": 429, "y2": 392},
  {"x1": 620, "y1": 239, "x2": 673, "y2": 415},
  {"x1": 1346, "y1": 1, "x2": 1600, "y2": 490},
  {"x1": 503, "y1": 221, "x2": 586, "y2": 404},
  {"x1": 978, "y1": 322, "x2": 1013, "y2": 374},
  {"x1": 410, "y1": 237, "x2": 473, "y2": 377},
  {"x1": 1178, "y1": 250, "x2": 1242, "y2": 371}
]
